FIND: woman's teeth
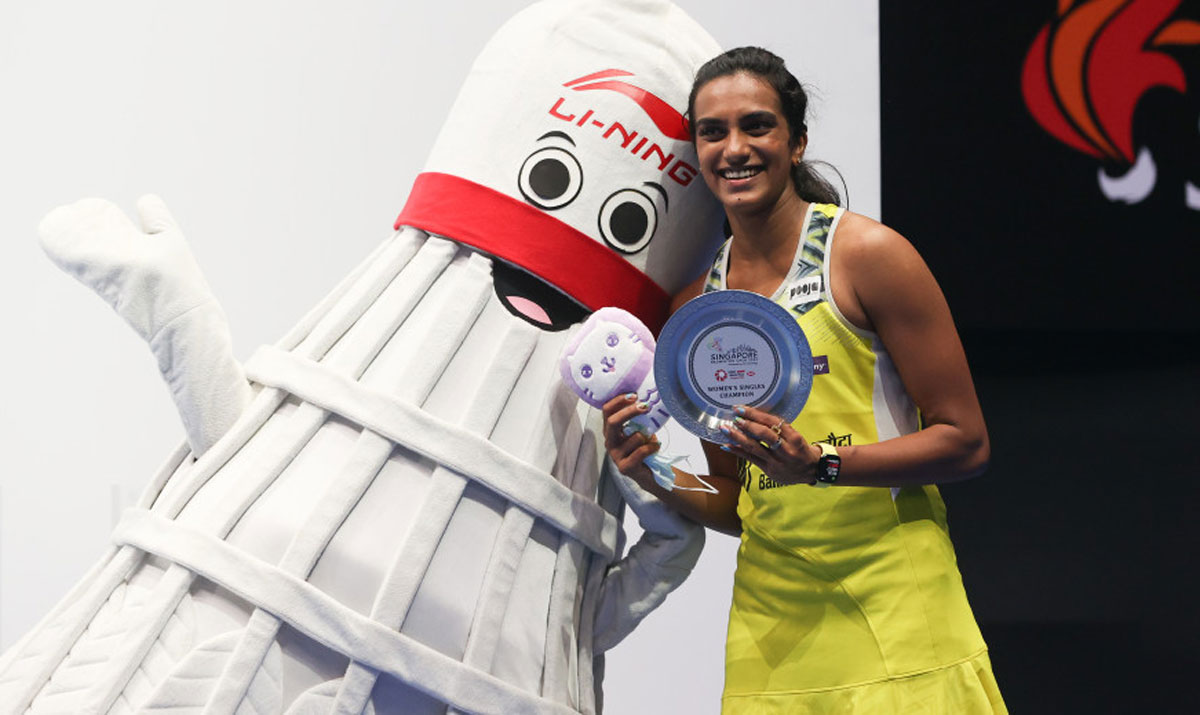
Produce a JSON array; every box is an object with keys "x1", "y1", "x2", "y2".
[{"x1": 721, "y1": 167, "x2": 761, "y2": 179}]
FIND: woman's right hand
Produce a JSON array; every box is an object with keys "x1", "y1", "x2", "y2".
[
  {"x1": 601, "y1": 393, "x2": 661, "y2": 487},
  {"x1": 603, "y1": 394, "x2": 745, "y2": 535}
]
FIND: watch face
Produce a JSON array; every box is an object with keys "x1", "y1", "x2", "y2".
[
  {"x1": 818, "y1": 454, "x2": 841, "y2": 483},
  {"x1": 655, "y1": 290, "x2": 813, "y2": 444}
]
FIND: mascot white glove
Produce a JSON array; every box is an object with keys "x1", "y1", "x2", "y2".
[
  {"x1": 592, "y1": 461, "x2": 704, "y2": 652},
  {"x1": 38, "y1": 195, "x2": 251, "y2": 456}
]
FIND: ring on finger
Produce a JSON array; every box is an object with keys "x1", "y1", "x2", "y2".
[
  {"x1": 770, "y1": 420, "x2": 785, "y2": 436},
  {"x1": 767, "y1": 436, "x2": 784, "y2": 450}
]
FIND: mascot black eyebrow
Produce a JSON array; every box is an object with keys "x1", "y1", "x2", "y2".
[{"x1": 0, "y1": 1, "x2": 724, "y2": 713}]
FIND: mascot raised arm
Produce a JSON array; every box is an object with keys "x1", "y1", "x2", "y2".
[{"x1": 0, "y1": 0, "x2": 724, "y2": 713}]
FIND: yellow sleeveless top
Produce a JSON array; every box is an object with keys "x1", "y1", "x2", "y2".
[{"x1": 705, "y1": 204, "x2": 1005, "y2": 714}]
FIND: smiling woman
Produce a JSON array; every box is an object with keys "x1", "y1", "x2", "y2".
[
  {"x1": 689, "y1": 48, "x2": 841, "y2": 216},
  {"x1": 692, "y1": 74, "x2": 806, "y2": 215},
  {"x1": 603, "y1": 46, "x2": 1008, "y2": 713}
]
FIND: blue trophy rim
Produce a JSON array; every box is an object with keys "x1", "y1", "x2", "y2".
[{"x1": 654, "y1": 290, "x2": 813, "y2": 444}]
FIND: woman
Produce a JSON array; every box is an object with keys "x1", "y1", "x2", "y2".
[{"x1": 603, "y1": 47, "x2": 1006, "y2": 713}]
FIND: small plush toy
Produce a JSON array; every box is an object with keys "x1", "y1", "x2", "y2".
[
  {"x1": 560, "y1": 307, "x2": 713, "y2": 493},
  {"x1": 560, "y1": 309, "x2": 665, "y2": 425}
]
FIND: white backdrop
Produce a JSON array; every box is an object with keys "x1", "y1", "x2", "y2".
[{"x1": 0, "y1": 1, "x2": 878, "y2": 712}]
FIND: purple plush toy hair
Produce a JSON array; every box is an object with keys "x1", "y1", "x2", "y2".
[{"x1": 558, "y1": 307, "x2": 657, "y2": 409}]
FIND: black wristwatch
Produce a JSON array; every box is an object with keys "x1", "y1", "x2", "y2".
[{"x1": 812, "y1": 442, "x2": 841, "y2": 487}]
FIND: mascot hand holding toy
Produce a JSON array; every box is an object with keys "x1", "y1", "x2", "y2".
[{"x1": 0, "y1": 1, "x2": 724, "y2": 713}]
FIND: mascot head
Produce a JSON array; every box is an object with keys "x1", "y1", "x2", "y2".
[{"x1": 395, "y1": 0, "x2": 725, "y2": 332}]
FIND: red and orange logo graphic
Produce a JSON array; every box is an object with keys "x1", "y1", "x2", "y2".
[{"x1": 1021, "y1": 0, "x2": 1200, "y2": 205}]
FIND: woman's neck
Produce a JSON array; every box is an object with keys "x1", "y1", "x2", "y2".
[{"x1": 725, "y1": 191, "x2": 809, "y2": 294}]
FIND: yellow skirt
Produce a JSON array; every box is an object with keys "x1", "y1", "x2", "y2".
[
  {"x1": 724, "y1": 483, "x2": 1006, "y2": 715},
  {"x1": 721, "y1": 650, "x2": 1006, "y2": 714}
]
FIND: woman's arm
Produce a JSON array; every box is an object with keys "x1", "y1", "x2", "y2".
[
  {"x1": 599, "y1": 272, "x2": 743, "y2": 534},
  {"x1": 602, "y1": 395, "x2": 743, "y2": 535},
  {"x1": 721, "y1": 214, "x2": 989, "y2": 488}
]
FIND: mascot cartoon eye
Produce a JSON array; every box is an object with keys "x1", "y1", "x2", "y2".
[
  {"x1": 518, "y1": 146, "x2": 583, "y2": 210},
  {"x1": 598, "y1": 188, "x2": 657, "y2": 254},
  {"x1": 605, "y1": 332, "x2": 619, "y2": 347}
]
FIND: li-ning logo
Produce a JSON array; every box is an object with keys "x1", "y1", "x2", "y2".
[
  {"x1": 548, "y1": 69, "x2": 699, "y2": 187},
  {"x1": 1021, "y1": 1, "x2": 1200, "y2": 208},
  {"x1": 566, "y1": 69, "x2": 691, "y2": 140}
]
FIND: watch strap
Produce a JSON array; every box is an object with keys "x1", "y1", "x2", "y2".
[{"x1": 812, "y1": 441, "x2": 841, "y2": 487}]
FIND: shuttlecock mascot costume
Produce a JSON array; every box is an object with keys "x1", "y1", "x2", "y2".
[{"x1": 0, "y1": 0, "x2": 724, "y2": 713}]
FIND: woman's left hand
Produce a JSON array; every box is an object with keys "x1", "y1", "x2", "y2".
[{"x1": 719, "y1": 405, "x2": 821, "y2": 485}]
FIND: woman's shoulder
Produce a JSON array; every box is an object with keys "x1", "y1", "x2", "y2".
[
  {"x1": 668, "y1": 234, "x2": 729, "y2": 315},
  {"x1": 669, "y1": 272, "x2": 708, "y2": 315},
  {"x1": 832, "y1": 210, "x2": 921, "y2": 271},
  {"x1": 834, "y1": 209, "x2": 905, "y2": 247}
]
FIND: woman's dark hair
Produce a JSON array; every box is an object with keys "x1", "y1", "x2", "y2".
[{"x1": 687, "y1": 46, "x2": 843, "y2": 206}]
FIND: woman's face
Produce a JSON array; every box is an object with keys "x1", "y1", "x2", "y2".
[{"x1": 692, "y1": 72, "x2": 804, "y2": 216}]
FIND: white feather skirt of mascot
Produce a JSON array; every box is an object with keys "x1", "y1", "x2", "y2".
[{"x1": 0, "y1": 1, "x2": 724, "y2": 713}]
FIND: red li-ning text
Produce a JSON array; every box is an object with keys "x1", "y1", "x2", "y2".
[{"x1": 548, "y1": 97, "x2": 698, "y2": 187}]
